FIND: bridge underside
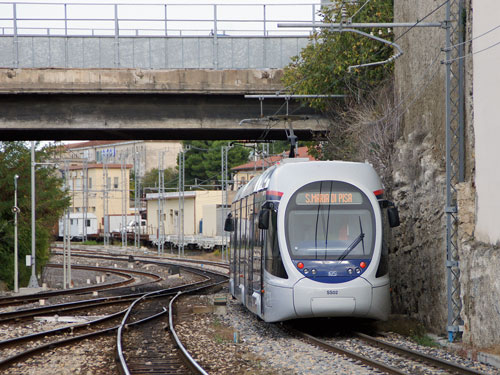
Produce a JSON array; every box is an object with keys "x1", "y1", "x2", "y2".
[{"x1": 0, "y1": 93, "x2": 328, "y2": 141}]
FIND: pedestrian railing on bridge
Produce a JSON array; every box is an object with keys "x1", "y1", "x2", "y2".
[{"x1": 0, "y1": 2, "x2": 323, "y2": 69}]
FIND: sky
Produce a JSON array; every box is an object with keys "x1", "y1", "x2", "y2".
[{"x1": 0, "y1": 0, "x2": 323, "y2": 37}]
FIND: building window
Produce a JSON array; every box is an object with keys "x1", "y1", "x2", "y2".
[
  {"x1": 106, "y1": 177, "x2": 111, "y2": 189},
  {"x1": 88, "y1": 177, "x2": 92, "y2": 189},
  {"x1": 114, "y1": 177, "x2": 119, "y2": 189},
  {"x1": 86, "y1": 219, "x2": 91, "y2": 227}
]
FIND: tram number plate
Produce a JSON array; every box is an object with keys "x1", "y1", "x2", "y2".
[
  {"x1": 328, "y1": 271, "x2": 338, "y2": 276},
  {"x1": 327, "y1": 290, "x2": 339, "y2": 295}
]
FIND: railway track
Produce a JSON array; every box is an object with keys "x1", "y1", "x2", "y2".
[
  {"x1": 0, "y1": 264, "x2": 162, "y2": 308},
  {"x1": 288, "y1": 327, "x2": 485, "y2": 375},
  {"x1": 117, "y1": 267, "x2": 228, "y2": 375},
  {"x1": 51, "y1": 246, "x2": 230, "y2": 274},
  {"x1": 0, "y1": 253, "x2": 228, "y2": 374}
]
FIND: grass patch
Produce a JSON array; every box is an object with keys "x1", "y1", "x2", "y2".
[
  {"x1": 81, "y1": 240, "x2": 98, "y2": 245},
  {"x1": 376, "y1": 315, "x2": 439, "y2": 348},
  {"x1": 411, "y1": 333, "x2": 439, "y2": 348}
]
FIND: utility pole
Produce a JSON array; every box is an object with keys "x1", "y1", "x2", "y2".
[
  {"x1": 121, "y1": 153, "x2": 127, "y2": 248},
  {"x1": 134, "y1": 148, "x2": 141, "y2": 250},
  {"x1": 444, "y1": 0, "x2": 465, "y2": 343},
  {"x1": 13, "y1": 174, "x2": 19, "y2": 293},
  {"x1": 82, "y1": 158, "x2": 88, "y2": 243},
  {"x1": 158, "y1": 151, "x2": 165, "y2": 255},
  {"x1": 102, "y1": 159, "x2": 109, "y2": 246},
  {"x1": 28, "y1": 141, "x2": 39, "y2": 288},
  {"x1": 177, "y1": 150, "x2": 185, "y2": 258}
]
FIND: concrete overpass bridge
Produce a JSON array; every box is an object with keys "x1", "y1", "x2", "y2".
[{"x1": 0, "y1": 1, "x2": 329, "y2": 141}]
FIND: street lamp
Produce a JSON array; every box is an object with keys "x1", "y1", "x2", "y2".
[{"x1": 13, "y1": 174, "x2": 20, "y2": 293}]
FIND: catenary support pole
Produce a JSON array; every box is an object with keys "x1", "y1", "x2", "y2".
[
  {"x1": 13, "y1": 174, "x2": 19, "y2": 293},
  {"x1": 28, "y1": 141, "x2": 39, "y2": 288}
]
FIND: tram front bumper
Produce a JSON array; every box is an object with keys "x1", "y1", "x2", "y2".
[{"x1": 293, "y1": 277, "x2": 372, "y2": 318}]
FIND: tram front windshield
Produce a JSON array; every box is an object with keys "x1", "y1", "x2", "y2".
[{"x1": 285, "y1": 181, "x2": 375, "y2": 261}]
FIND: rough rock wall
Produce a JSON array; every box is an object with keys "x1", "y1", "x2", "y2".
[
  {"x1": 391, "y1": 0, "x2": 448, "y2": 332},
  {"x1": 393, "y1": 0, "x2": 500, "y2": 348}
]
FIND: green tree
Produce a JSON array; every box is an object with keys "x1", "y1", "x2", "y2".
[
  {"x1": 282, "y1": 0, "x2": 394, "y2": 161},
  {"x1": 141, "y1": 167, "x2": 179, "y2": 193},
  {"x1": 182, "y1": 141, "x2": 251, "y2": 188},
  {"x1": 283, "y1": 0, "x2": 394, "y2": 107},
  {"x1": 0, "y1": 142, "x2": 70, "y2": 290}
]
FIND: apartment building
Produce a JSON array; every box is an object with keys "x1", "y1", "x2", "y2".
[
  {"x1": 67, "y1": 163, "x2": 133, "y2": 233},
  {"x1": 146, "y1": 190, "x2": 236, "y2": 238},
  {"x1": 63, "y1": 140, "x2": 182, "y2": 175}
]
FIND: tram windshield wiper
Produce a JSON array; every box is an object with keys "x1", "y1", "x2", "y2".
[{"x1": 338, "y1": 217, "x2": 365, "y2": 261}]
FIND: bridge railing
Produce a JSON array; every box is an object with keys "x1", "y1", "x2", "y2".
[
  {"x1": 0, "y1": 2, "x2": 322, "y2": 37},
  {"x1": 0, "y1": 2, "x2": 322, "y2": 70}
]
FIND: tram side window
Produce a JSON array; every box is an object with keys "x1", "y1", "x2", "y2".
[
  {"x1": 251, "y1": 197, "x2": 262, "y2": 293},
  {"x1": 377, "y1": 208, "x2": 390, "y2": 278},
  {"x1": 264, "y1": 210, "x2": 288, "y2": 279},
  {"x1": 231, "y1": 212, "x2": 238, "y2": 274}
]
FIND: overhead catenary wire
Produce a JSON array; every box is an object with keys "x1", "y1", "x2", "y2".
[
  {"x1": 278, "y1": 0, "x2": 451, "y2": 97},
  {"x1": 442, "y1": 39, "x2": 500, "y2": 64}
]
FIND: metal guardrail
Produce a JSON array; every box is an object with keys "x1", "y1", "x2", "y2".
[
  {"x1": 0, "y1": 2, "x2": 321, "y2": 37},
  {"x1": 0, "y1": 2, "x2": 320, "y2": 69}
]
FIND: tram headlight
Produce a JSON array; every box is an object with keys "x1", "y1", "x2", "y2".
[
  {"x1": 355, "y1": 268, "x2": 361, "y2": 274},
  {"x1": 311, "y1": 269, "x2": 317, "y2": 275},
  {"x1": 303, "y1": 268, "x2": 309, "y2": 274}
]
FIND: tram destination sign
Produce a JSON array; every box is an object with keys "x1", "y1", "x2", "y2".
[{"x1": 296, "y1": 192, "x2": 363, "y2": 205}]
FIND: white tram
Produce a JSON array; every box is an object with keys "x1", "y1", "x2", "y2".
[{"x1": 225, "y1": 159, "x2": 400, "y2": 322}]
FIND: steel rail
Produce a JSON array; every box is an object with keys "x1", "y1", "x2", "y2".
[
  {"x1": 168, "y1": 292, "x2": 209, "y2": 375},
  {"x1": 0, "y1": 260, "x2": 218, "y2": 324},
  {"x1": 0, "y1": 306, "x2": 167, "y2": 371},
  {"x1": 354, "y1": 332, "x2": 485, "y2": 375},
  {"x1": 0, "y1": 261, "x2": 222, "y2": 371},
  {"x1": 116, "y1": 289, "x2": 162, "y2": 375},
  {"x1": 286, "y1": 326, "x2": 407, "y2": 375},
  {"x1": 0, "y1": 308, "x2": 126, "y2": 348},
  {"x1": 51, "y1": 248, "x2": 230, "y2": 275},
  {"x1": 0, "y1": 264, "x2": 162, "y2": 307},
  {"x1": 117, "y1": 270, "x2": 228, "y2": 374}
]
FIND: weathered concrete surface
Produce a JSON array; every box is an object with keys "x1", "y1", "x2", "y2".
[
  {"x1": 0, "y1": 68, "x2": 285, "y2": 94},
  {"x1": 472, "y1": 0, "x2": 500, "y2": 245},
  {"x1": 0, "y1": 68, "x2": 329, "y2": 140},
  {"x1": 0, "y1": 93, "x2": 327, "y2": 141}
]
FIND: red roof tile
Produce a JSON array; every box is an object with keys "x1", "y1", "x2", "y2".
[{"x1": 232, "y1": 146, "x2": 314, "y2": 171}]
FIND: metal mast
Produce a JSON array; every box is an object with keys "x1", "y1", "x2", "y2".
[
  {"x1": 158, "y1": 152, "x2": 165, "y2": 255},
  {"x1": 177, "y1": 150, "x2": 185, "y2": 258},
  {"x1": 221, "y1": 145, "x2": 231, "y2": 262},
  {"x1": 444, "y1": 0, "x2": 465, "y2": 342},
  {"x1": 134, "y1": 148, "x2": 141, "y2": 249},
  {"x1": 121, "y1": 153, "x2": 127, "y2": 248},
  {"x1": 82, "y1": 158, "x2": 88, "y2": 243},
  {"x1": 103, "y1": 159, "x2": 109, "y2": 246},
  {"x1": 63, "y1": 160, "x2": 69, "y2": 289},
  {"x1": 28, "y1": 141, "x2": 39, "y2": 288}
]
